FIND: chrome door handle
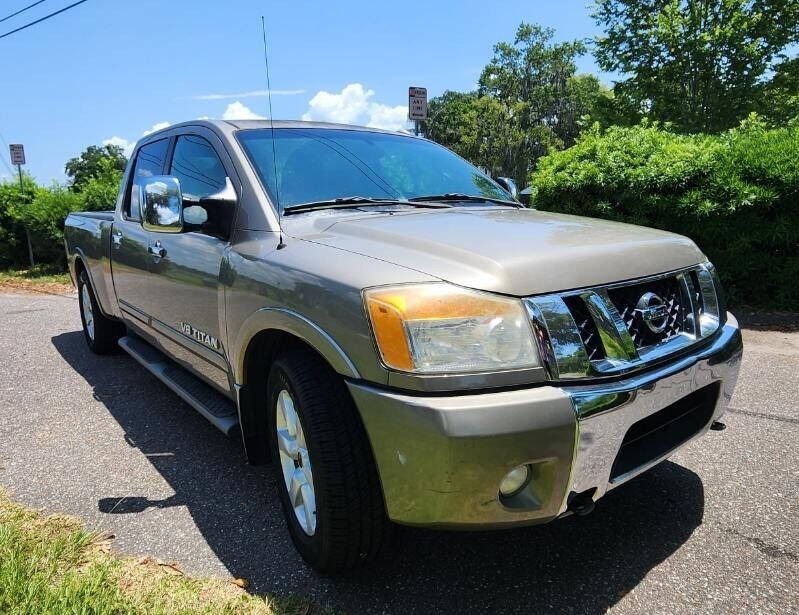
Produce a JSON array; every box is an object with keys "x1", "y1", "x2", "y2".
[
  {"x1": 112, "y1": 232, "x2": 123, "y2": 247},
  {"x1": 148, "y1": 243, "x2": 166, "y2": 258}
]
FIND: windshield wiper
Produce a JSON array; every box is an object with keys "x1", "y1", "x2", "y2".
[
  {"x1": 409, "y1": 193, "x2": 522, "y2": 207},
  {"x1": 283, "y1": 196, "x2": 452, "y2": 214}
]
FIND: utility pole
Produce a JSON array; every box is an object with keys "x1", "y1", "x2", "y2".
[{"x1": 10, "y1": 144, "x2": 34, "y2": 267}]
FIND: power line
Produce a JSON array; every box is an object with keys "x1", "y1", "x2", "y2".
[
  {"x1": 0, "y1": 0, "x2": 88, "y2": 40},
  {"x1": 0, "y1": 1, "x2": 49, "y2": 25},
  {"x1": 0, "y1": 130, "x2": 17, "y2": 177}
]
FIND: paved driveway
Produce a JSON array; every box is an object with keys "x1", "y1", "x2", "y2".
[{"x1": 0, "y1": 291, "x2": 796, "y2": 614}]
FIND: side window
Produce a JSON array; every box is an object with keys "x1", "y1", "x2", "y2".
[
  {"x1": 169, "y1": 135, "x2": 226, "y2": 200},
  {"x1": 126, "y1": 138, "x2": 168, "y2": 220}
]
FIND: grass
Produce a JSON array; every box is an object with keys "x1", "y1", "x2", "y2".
[
  {"x1": 0, "y1": 487, "x2": 327, "y2": 615},
  {"x1": 0, "y1": 265, "x2": 73, "y2": 294}
]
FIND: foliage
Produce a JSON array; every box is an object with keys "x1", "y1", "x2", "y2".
[
  {"x1": 422, "y1": 23, "x2": 610, "y2": 186},
  {"x1": 530, "y1": 118, "x2": 799, "y2": 308},
  {"x1": 20, "y1": 185, "x2": 85, "y2": 265},
  {"x1": 593, "y1": 0, "x2": 799, "y2": 133},
  {"x1": 0, "y1": 177, "x2": 36, "y2": 267},
  {"x1": 0, "y1": 487, "x2": 322, "y2": 614},
  {"x1": 0, "y1": 144, "x2": 123, "y2": 268},
  {"x1": 759, "y1": 55, "x2": 799, "y2": 124},
  {"x1": 64, "y1": 144, "x2": 127, "y2": 192}
]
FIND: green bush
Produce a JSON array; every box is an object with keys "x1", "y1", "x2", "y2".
[
  {"x1": 531, "y1": 118, "x2": 799, "y2": 309},
  {"x1": 0, "y1": 162, "x2": 121, "y2": 269}
]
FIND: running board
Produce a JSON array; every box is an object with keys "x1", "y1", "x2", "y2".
[{"x1": 118, "y1": 335, "x2": 239, "y2": 436}]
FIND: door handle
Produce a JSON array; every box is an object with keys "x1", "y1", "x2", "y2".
[
  {"x1": 112, "y1": 232, "x2": 123, "y2": 247},
  {"x1": 148, "y1": 242, "x2": 166, "y2": 258}
]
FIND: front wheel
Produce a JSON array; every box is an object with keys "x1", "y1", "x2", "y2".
[
  {"x1": 77, "y1": 270, "x2": 122, "y2": 354},
  {"x1": 267, "y1": 348, "x2": 390, "y2": 572}
]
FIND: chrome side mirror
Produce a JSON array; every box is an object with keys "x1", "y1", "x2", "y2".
[
  {"x1": 140, "y1": 176, "x2": 183, "y2": 233},
  {"x1": 496, "y1": 176, "x2": 519, "y2": 200}
]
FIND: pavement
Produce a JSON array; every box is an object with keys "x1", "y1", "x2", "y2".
[{"x1": 0, "y1": 290, "x2": 796, "y2": 614}]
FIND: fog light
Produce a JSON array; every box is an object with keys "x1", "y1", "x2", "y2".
[{"x1": 499, "y1": 464, "x2": 530, "y2": 496}]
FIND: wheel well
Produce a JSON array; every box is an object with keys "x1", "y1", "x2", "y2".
[
  {"x1": 73, "y1": 256, "x2": 87, "y2": 281},
  {"x1": 238, "y1": 329, "x2": 338, "y2": 464}
]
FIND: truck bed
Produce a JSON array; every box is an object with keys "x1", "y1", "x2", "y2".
[{"x1": 64, "y1": 211, "x2": 116, "y2": 315}]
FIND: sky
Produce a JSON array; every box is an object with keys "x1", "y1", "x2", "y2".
[{"x1": 0, "y1": 0, "x2": 612, "y2": 183}]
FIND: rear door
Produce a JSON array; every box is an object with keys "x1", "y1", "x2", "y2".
[
  {"x1": 112, "y1": 138, "x2": 168, "y2": 324},
  {"x1": 141, "y1": 131, "x2": 235, "y2": 390}
]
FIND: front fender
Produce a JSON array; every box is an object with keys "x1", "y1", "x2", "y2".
[{"x1": 230, "y1": 307, "x2": 361, "y2": 386}]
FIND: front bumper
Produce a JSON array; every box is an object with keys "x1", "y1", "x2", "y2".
[{"x1": 347, "y1": 314, "x2": 743, "y2": 528}]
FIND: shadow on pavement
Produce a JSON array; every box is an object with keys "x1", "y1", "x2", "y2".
[{"x1": 53, "y1": 330, "x2": 705, "y2": 614}]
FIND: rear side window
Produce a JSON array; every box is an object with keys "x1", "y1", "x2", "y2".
[{"x1": 126, "y1": 138, "x2": 168, "y2": 220}]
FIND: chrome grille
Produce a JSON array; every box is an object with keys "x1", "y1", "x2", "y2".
[
  {"x1": 606, "y1": 276, "x2": 686, "y2": 348},
  {"x1": 526, "y1": 264, "x2": 722, "y2": 381},
  {"x1": 563, "y1": 296, "x2": 605, "y2": 360}
]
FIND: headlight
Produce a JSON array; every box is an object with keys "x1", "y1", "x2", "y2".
[
  {"x1": 364, "y1": 283, "x2": 540, "y2": 374},
  {"x1": 695, "y1": 262, "x2": 722, "y2": 338}
]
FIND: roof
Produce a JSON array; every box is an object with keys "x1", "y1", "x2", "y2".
[{"x1": 142, "y1": 118, "x2": 415, "y2": 139}]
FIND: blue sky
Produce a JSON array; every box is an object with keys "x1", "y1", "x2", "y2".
[{"x1": 0, "y1": 0, "x2": 610, "y2": 183}]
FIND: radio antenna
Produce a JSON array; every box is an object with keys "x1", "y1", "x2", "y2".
[{"x1": 261, "y1": 15, "x2": 286, "y2": 247}]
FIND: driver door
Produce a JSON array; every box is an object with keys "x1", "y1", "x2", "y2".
[{"x1": 140, "y1": 132, "x2": 234, "y2": 392}]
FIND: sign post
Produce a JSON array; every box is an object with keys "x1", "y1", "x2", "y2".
[
  {"x1": 10, "y1": 144, "x2": 35, "y2": 267},
  {"x1": 408, "y1": 86, "x2": 428, "y2": 136}
]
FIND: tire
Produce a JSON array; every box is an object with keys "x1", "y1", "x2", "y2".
[
  {"x1": 77, "y1": 269, "x2": 122, "y2": 354},
  {"x1": 267, "y1": 347, "x2": 390, "y2": 572}
]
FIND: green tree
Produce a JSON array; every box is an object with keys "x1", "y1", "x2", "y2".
[
  {"x1": 423, "y1": 23, "x2": 605, "y2": 186},
  {"x1": 593, "y1": 0, "x2": 799, "y2": 133},
  {"x1": 760, "y1": 55, "x2": 799, "y2": 123},
  {"x1": 64, "y1": 144, "x2": 127, "y2": 192}
]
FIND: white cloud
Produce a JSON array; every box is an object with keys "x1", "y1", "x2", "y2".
[
  {"x1": 302, "y1": 83, "x2": 409, "y2": 131},
  {"x1": 102, "y1": 136, "x2": 134, "y2": 157},
  {"x1": 142, "y1": 121, "x2": 171, "y2": 136},
  {"x1": 222, "y1": 101, "x2": 265, "y2": 120},
  {"x1": 193, "y1": 89, "x2": 305, "y2": 100},
  {"x1": 103, "y1": 121, "x2": 169, "y2": 158}
]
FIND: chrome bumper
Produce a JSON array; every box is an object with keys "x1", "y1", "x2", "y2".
[
  {"x1": 347, "y1": 315, "x2": 742, "y2": 528},
  {"x1": 560, "y1": 313, "x2": 743, "y2": 513}
]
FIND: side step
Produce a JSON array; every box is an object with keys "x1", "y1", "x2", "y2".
[{"x1": 118, "y1": 335, "x2": 239, "y2": 436}]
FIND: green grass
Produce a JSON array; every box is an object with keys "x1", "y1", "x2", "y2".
[
  {"x1": 0, "y1": 488, "x2": 327, "y2": 614},
  {"x1": 0, "y1": 264, "x2": 72, "y2": 287}
]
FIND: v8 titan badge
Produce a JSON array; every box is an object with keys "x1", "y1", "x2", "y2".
[{"x1": 180, "y1": 322, "x2": 220, "y2": 350}]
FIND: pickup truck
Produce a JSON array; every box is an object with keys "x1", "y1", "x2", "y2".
[{"x1": 64, "y1": 120, "x2": 743, "y2": 572}]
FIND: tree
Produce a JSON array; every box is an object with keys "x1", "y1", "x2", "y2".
[
  {"x1": 423, "y1": 23, "x2": 605, "y2": 186},
  {"x1": 593, "y1": 0, "x2": 799, "y2": 133},
  {"x1": 760, "y1": 55, "x2": 799, "y2": 123},
  {"x1": 65, "y1": 144, "x2": 127, "y2": 192}
]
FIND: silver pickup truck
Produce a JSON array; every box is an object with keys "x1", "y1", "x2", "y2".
[{"x1": 64, "y1": 120, "x2": 742, "y2": 572}]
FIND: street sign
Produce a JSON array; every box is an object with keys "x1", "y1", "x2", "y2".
[
  {"x1": 408, "y1": 87, "x2": 428, "y2": 121},
  {"x1": 9, "y1": 144, "x2": 25, "y2": 166}
]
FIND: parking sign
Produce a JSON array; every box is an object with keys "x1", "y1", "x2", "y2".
[
  {"x1": 408, "y1": 87, "x2": 428, "y2": 120},
  {"x1": 9, "y1": 144, "x2": 25, "y2": 166}
]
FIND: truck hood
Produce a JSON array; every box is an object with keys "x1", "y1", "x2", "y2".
[{"x1": 290, "y1": 207, "x2": 705, "y2": 296}]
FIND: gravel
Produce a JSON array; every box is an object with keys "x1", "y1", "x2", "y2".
[{"x1": 0, "y1": 291, "x2": 796, "y2": 614}]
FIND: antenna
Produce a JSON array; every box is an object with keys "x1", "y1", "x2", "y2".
[{"x1": 261, "y1": 16, "x2": 286, "y2": 248}]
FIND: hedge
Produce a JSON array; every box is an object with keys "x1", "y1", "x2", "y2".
[
  {"x1": 530, "y1": 118, "x2": 799, "y2": 310},
  {"x1": 0, "y1": 170, "x2": 120, "y2": 269}
]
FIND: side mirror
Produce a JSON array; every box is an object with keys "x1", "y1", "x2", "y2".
[
  {"x1": 195, "y1": 177, "x2": 237, "y2": 237},
  {"x1": 140, "y1": 176, "x2": 183, "y2": 233},
  {"x1": 495, "y1": 176, "x2": 519, "y2": 200}
]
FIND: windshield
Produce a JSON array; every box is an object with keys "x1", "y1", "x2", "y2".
[{"x1": 236, "y1": 128, "x2": 511, "y2": 213}]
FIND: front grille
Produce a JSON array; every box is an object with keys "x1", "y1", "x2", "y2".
[
  {"x1": 606, "y1": 275, "x2": 687, "y2": 348},
  {"x1": 527, "y1": 264, "x2": 719, "y2": 381},
  {"x1": 563, "y1": 296, "x2": 605, "y2": 361},
  {"x1": 610, "y1": 382, "x2": 719, "y2": 481}
]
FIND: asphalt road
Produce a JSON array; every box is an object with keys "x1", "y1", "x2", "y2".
[{"x1": 0, "y1": 290, "x2": 797, "y2": 614}]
